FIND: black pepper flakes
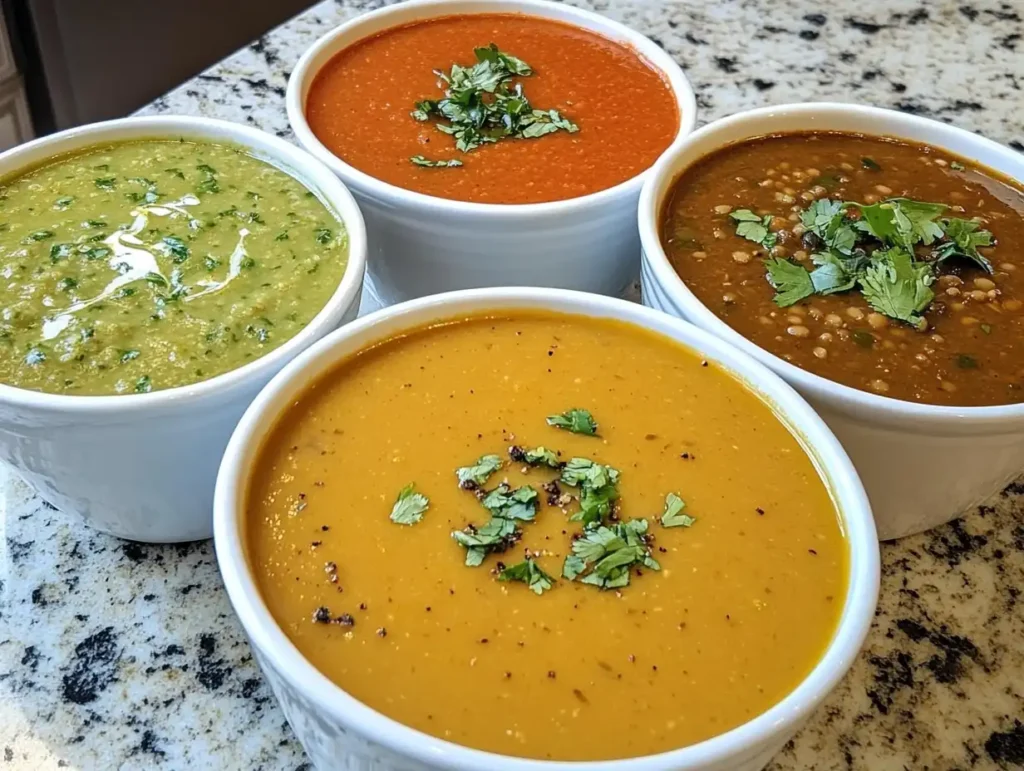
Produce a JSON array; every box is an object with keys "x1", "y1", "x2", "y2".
[
  {"x1": 809, "y1": 549, "x2": 818, "y2": 556},
  {"x1": 756, "y1": 507, "x2": 765, "y2": 515},
  {"x1": 359, "y1": 602, "x2": 367, "y2": 610},
  {"x1": 337, "y1": 613, "x2": 355, "y2": 627},
  {"x1": 312, "y1": 606, "x2": 331, "y2": 623},
  {"x1": 547, "y1": 670, "x2": 556, "y2": 679},
  {"x1": 376, "y1": 627, "x2": 387, "y2": 638}
]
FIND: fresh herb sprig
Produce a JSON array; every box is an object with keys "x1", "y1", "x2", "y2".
[
  {"x1": 498, "y1": 558, "x2": 555, "y2": 595},
  {"x1": 562, "y1": 518, "x2": 660, "y2": 590},
  {"x1": 732, "y1": 196, "x2": 995, "y2": 329},
  {"x1": 547, "y1": 408, "x2": 597, "y2": 436},
  {"x1": 390, "y1": 483, "x2": 429, "y2": 525},
  {"x1": 409, "y1": 43, "x2": 578, "y2": 167},
  {"x1": 559, "y1": 457, "x2": 620, "y2": 526}
]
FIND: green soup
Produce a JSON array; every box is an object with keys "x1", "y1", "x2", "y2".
[{"x1": 0, "y1": 139, "x2": 348, "y2": 395}]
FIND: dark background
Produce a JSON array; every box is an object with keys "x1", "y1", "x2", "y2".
[{"x1": 3, "y1": 0, "x2": 315, "y2": 135}]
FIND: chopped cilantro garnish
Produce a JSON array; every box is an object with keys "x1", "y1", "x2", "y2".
[
  {"x1": 481, "y1": 484, "x2": 538, "y2": 521},
  {"x1": 456, "y1": 454, "x2": 502, "y2": 488},
  {"x1": 859, "y1": 247, "x2": 934, "y2": 329},
  {"x1": 764, "y1": 257, "x2": 814, "y2": 307},
  {"x1": 314, "y1": 228, "x2": 333, "y2": 245},
  {"x1": 861, "y1": 157, "x2": 882, "y2": 171},
  {"x1": 54, "y1": 196, "x2": 75, "y2": 210},
  {"x1": 161, "y1": 236, "x2": 190, "y2": 263},
  {"x1": 562, "y1": 519, "x2": 660, "y2": 590},
  {"x1": 741, "y1": 195, "x2": 998, "y2": 328},
  {"x1": 730, "y1": 209, "x2": 777, "y2": 249},
  {"x1": 955, "y1": 353, "x2": 979, "y2": 369},
  {"x1": 520, "y1": 446, "x2": 561, "y2": 468},
  {"x1": 410, "y1": 155, "x2": 464, "y2": 168},
  {"x1": 24, "y1": 230, "x2": 55, "y2": 243},
  {"x1": 560, "y1": 457, "x2": 620, "y2": 526},
  {"x1": 411, "y1": 43, "x2": 577, "y2": 158},
  {"x1": 120, "y1": 350, "x2": 140, "y2": 364},
  {"x1": 389, "y1": 483, "x2": 429, "y2": 525},
  {"x1": 660, "y1": 493, "x2": 696, "y2": 528},
  {"x1": 452, "y1": 516, "x2": 519, "y2": 566},
  {"x1": 950, "y1": 161, "x2": 966, "y2": 171},
  {"x1": 547, "y1": 408, "x2": 597, "y2": 436},
  {"x1": 498, "y1": 558, "x2": 555, "y2": 595},
  {"x1": 134, "y1": 375, "x2": 152, "y2": 393},
  {"x1": 935, "y1": 218, "x2": 993, "y2": 272},
  {"x1": 94, "y1": 177, "x2": 116, "y2": 190},
  {"x1": 852, "y1": 198, "x2": 946, "y2": 251}
]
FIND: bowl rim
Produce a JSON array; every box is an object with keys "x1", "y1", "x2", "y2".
[
  {"x1": 214, "y1": 286, "x2": 880, "y2": 771},
  {"x1": 285, "y1": 0, "x2": 698, "y2": 217},
  {"x1": 0, "y1": 114, "x2": 367, "y2": 415},
  {"x1": 638, "y1": 101, "x2": 1024, "y2": 429}
]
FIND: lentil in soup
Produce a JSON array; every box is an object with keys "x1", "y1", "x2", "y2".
[
  {"x1": 661, "y1": 132, "x2": 1024, "y2": 406},
  {"x1": 0, "y1": 140, "x2": 347, "y2": 395},
  {"x1": 247, "y1": 312, "x2": 847, "y2": 761},
  {"x1": 305, "y1": 14, "x2": 679, "y2": 204}
]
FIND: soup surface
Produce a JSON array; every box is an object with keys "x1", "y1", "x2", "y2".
[
  {"x1": 247, "y1": 313, "x2": 847, "y2": 761},
  {"x1": 305, "y1": 14, "x2": 680, "y2": 204},
  {"x1": 0, "y1": 140, "x2": 347, "y2": 395},
  {"x1": 661, "y1": 132, "x2": 1024, "y2": 406}
]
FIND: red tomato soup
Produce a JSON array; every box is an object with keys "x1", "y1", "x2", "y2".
[{"x1": 305, "y1": 14, "x2": 680, "y2": 204}]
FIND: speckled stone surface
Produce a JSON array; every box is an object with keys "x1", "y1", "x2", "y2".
[{"x1": 2, "y1": 0, "x2": 1024, "y2": 769}]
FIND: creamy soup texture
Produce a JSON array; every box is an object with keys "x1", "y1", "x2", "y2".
[
  {"x1": 0, "y1": 140, "x2": 347, "y2": 395},
  {"x1": 247, "y1": 313, "x2": 847, "y2": 761}
]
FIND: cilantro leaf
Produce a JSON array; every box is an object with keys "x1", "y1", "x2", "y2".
[
  {"x1": 161, "y1": 236, "x2": 190, "y2": 263},
  {"x1": 390, "y1": 483, "x2": 430, "y2": 525},
  {"x1": 764, "y1": 257, "x2": 814, "y2": 307},
  {"x1": 547, "y1": 408, "x2": 597, "y2": 436},
  {"x1": 854, "y1": 198, "x2": 947, "y2": 251},
  {"x1": 560, "y1": 457, "x2": 619, "y2": 489},
  {"x1": 935, "y1": 218, "x2": 993, "y2": 273},
  {"x1": 660, "y1": 493, "x2": 696, "y2": 528},
  {"x1": 809, "y1": 251, "x2": 861, "y2": 294},
  {"x1": 514, "y1": 446, "x2": 562, "y2": 468},
  {"x1": 456, "y1": 454, "x2": 503, "y2": 488},
  {"x1": 411, "y1": 44, "x2": 576, "y2": 156},
  {"x1": 800, "y1": 199, "x2": 857, "y2": 255},
  {"x1": 481, "y1": 484, "x2": 538, "y2": 521},
  {"x1": 730, "y1": 209, "x2": 777, "y2": 249},
  {"x1": 560, "y1": 458, "x2": 621, "y2": 526},
  {"x1": 410, "y1": 155, "x2": 463, "y2": 168},
  {"x1": 452, "y1": 516, "x2": 519, "y2": 566},
  {"x1": 859, "y1": 247, "x2": 935, "y2": 328},
  {"x1": 498, "y1": 558, "x2": 555, "y2": 594},
  {"x1": 563, "y1": 519, "x2": 660, "y2": 589}
]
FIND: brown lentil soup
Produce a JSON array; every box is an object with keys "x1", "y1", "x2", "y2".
[{"x1": 661, "y1": 132, "x2": 1024, "y2": 406}]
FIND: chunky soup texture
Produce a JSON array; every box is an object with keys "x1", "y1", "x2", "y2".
[
  {"x1": 0, "y1": 140, "x2": 347, "y2": 395},
  {"x1": 247, "y1": 313, "x2": 847, "y2": 761},
  {"x1": 306, "y1": 14, "x2": 679, "y2": 204},
  {"x1": 661, "y1": 132, "x2": 1024, "y2": 406}
]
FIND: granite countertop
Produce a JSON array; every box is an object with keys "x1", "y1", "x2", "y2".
[{"x1": 2, "y1": 0, "x2": 1024, "y2": 768}]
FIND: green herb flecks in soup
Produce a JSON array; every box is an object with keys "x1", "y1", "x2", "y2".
[{"x1": 0, "y1": 140, "x2": 347, "y2": 395}]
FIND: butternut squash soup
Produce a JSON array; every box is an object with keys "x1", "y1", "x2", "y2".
[
  {"x1": 304, "y1": 14, "x2": 680, "y2": 204},
  {"x1": 246, "y1": 312, "x2": 847, "y2": 761}
]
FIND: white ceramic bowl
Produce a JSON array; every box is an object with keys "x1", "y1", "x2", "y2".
[
  {"x1": 214, "y1": 287, "x2": 879, "y2": 771},
  {"x1": 286, "y1": 0, "x2": 697, "y2": 306},
  {"x1": 0, "y1": 116, "x2": 367, "y2": 543},
  {"x1": 638, "y1": 102, "x2": 1024, "y2": 541}
]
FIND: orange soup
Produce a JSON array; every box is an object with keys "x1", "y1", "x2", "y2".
[
  {"x1": 246, "y1": 313, "x2": 847, "y2": 761},
  {"x1": 305, "y1": 14, "x2": 680, "y2": 204}
]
